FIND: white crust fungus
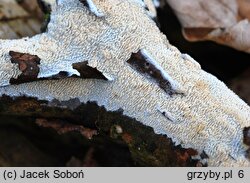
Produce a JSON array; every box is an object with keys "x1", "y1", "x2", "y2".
[{"x1": 0, "y1": 0, "x2": 250, "y2": 166}]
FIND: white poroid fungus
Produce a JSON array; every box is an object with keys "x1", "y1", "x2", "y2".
[{"x1": 0, "y1": 0, "x2": 250, "y2": 166}]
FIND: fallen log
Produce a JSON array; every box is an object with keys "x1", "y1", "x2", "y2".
[{"x1": 0, "y1": 0, "x2": 249, "y2": 166}]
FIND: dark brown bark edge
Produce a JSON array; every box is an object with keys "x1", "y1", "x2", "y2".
[{"x1": 0, "y1": 95, "x2": 206, "y2": 166}]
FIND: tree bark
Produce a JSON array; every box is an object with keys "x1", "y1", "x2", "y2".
[{"x1": 0, "y1": 95, "x2": 201, "y2": 167}]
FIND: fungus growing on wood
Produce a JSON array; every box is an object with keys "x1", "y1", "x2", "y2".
[{"x1": 0, "y1": 0, "x2": 250, "y2": 166}]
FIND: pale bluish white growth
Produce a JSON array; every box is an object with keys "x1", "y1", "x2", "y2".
[
  {"x1": 134, "y1": 0, "x2": 146, "y2": 7},
  {"x1": 181, "y1": 53, "x2": 201, "y2": 70},
  {"x1": 43, "y1": 0, "x2": 56, "y2": 4},
  {"x1": 152, "y1": 0, "x2": 160, "y2": 7},
  {"x1": 140, "y1": 49, "x2": 183, "y2": 93},
  {"x1": 0, "y1": 0, "x2": 250, "y2": 167},
  {"x1": 157, "y1": 107, "x2": 176, "y2": 123},
  {"x1": 144, "y1": 0, "x2": 158, "y2": 18},
  {"x1": 130, "y1": 0, "x2": 157, "y2": 18},
  {"x1": 84, "y1": 0, "x2": 105, "y2": 17}
]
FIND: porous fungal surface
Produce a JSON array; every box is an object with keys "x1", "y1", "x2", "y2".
[{"x1": 0, "y1": 0, "x2": 250, "y2": 166}]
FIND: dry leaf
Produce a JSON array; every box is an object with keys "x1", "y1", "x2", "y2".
[{"x1": 166, "y1": 0, "x2": 250, "y2": 53}]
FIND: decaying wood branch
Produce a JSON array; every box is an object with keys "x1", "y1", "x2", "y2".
[
  {"x1": 0, "y1": 95, "x2": 202, "y2": 166},
  {"x1": 0, "y1": 0, "x2": 250, "y2": 167},
  {"x1": 166, "y1": 0, "x2": 250, "y2": 53}
]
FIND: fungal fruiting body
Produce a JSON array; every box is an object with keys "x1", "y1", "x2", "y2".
[{"x1": 0, "y1": 0, "x2": 250, "y2": 166}]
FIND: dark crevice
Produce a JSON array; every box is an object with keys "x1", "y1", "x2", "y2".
[
  {"x1": 8, "y1": 51, "x2": 107, "y2": 85},
  {"x1": 36, "y1": 0, "x2": 52, "y2": 14},
  {"x1": 79, "y1": 0, "x2": 103, "y2": 17},
  {"x1": 127, "y1": 50, "x2": 181, "y2": 96},
  {"x1": 243, "y1": 127, "x2": 250, "y2": 146},
  {"x1": 0, "y1": 95, "x2": 204, "y2": 167},
  {"x1": 72, "y1": 61, "x2": 108, "y2": 80}
]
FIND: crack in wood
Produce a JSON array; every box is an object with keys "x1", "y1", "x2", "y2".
[
  {"x1": 127, "y1": 50, "x2": 181, "y2": 96},
  {"x1": 9, "y1": 52, "x2": 107, "y2": 85},
  {"x1": 79, "y1": 0, "x2": 104, "y2": 17},
  {"x1": 72, "y1": 61, "x2": 108, "y2": 80}
]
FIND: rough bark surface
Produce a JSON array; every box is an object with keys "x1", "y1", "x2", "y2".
[{"x1": 0, "y1": 95, "x2": 202, "y2": 167}]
